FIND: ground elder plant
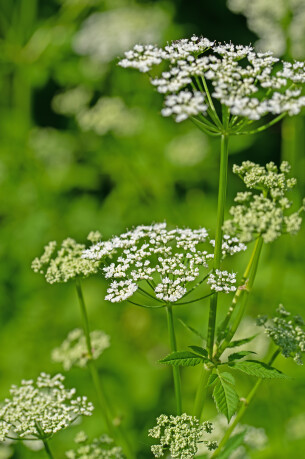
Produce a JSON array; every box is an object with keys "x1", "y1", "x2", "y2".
[{"x1": 20, "y1": 34, "x2": 305, "y2": 458}]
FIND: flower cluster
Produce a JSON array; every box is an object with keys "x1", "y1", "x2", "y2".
[
  {"x1": 73, "y1": 5, "x2": 170, "y2": 63},
  {"x1": 257, "y1": 304, "x2": 305, "y2": 365},
  {"x1": 0, "y1": 373, "x2": 94, "y2": 442},
  {"x1": 76, "y1": 97, "x2": 141, "y2": 137},
  {"x1": 83, "y1": 223, "x2": 246, "y2": 304},
  {"x1": 52, "y1": 329, "x2": 110, "y2": 371},
  {"x1": 65, "y1": 431, "x2": 124, "y2": 459},
  {"x1": 32, "y1": 233, "x2": 102, "y2": 284},
  {"x1": 207, "y1": 270, "x2": 237, "y2": 293},
  {"x1": 148, "y1": 414, "x2": 217, "y2": 458},
  {"x1": 223, "y1": 161, "x2": 305, "y2": 242},
  {"x1": 119, "y1": 35, "x2": 305, "y2": 123},
  {"x1": 228, "y1": 0, "x2": 305, "y2": 58}
]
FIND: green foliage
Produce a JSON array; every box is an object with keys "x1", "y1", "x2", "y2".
[
  {"x1": 159, "y1": 351, "x2": 208, "y2": 367},
  {"x1": 229, "y1": 360, "x2": 288, "y2": 379},
  {"x1": 212, "y1": 372, "x2": 240, "y2": 421}
]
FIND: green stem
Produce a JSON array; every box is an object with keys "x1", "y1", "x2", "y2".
[
  {"x1": 166, "y1": 305, "x2": 182, "y2": 415},
  {"x1": 216, "y1": 237, "x2": 263, "y2": 346},
  {"x1": 75, "y1": 279, "x2": 133, "y2": 459},
  {"x1": 42, "y1": 439, "x2": 54, "y2": 459},
  {"x1": 212, "y1": 348, "x2": 280, "y2": 457},
  {"x1": 215, "y1": 237, "x2": 263, "y2": 358},
  {"x1": 193, "y1": 367, "x2": 212, "y2": 420},
  {"x1": 235, "y1": 113, "x2": 286, "y2": 136},
  {"x1": 207, "y1": 134, "x2": 229, "y2": 358}
]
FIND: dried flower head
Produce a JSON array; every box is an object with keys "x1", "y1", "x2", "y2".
[
  {"x1": 65, "y1": 431, "x2": 124, "y2": 459},
  {"x1": 228, "y1": 0, "x2": 305, "y2": 58},
  {"x1": 223, "y1": 161, "x2": 304, "y2": 242},
  {"x1": 0, "y1": 373, "x2": 94, "y2": 442},
  {"x1": 257, "y1": 304, "x2": 305, "y2": 365},
  {"x1": 32, "y1": 234, "x2": 102, "y2": 284},
  {"x1": 148, "y1": 413, "x2": 217, "y2": 458},
  {"x1": 51, "y1": 329, "x2": 110, "y2": 371},
  {"x1": 83, "y1": 223, "x2": 246, "y2": 304},
  {"x1": 119, "y1": 35, "x2": 305, "y2": 126}
]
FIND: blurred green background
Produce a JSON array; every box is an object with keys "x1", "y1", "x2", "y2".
[{"x1": 0, "y1": 0, "x2": 304, "y2": 457}]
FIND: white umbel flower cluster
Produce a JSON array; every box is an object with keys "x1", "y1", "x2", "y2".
[
  {"x1": 32, "y1": 233, "x2": 102, "y2": 284},
  {"x1": 51, "y1": 329, "x2": 110, "y2": 371},
  {"x1": 65, "y1": 431, "x2": 124, "y2": 459},
  {"x1": 223, "y1": 161, "x2": 305, "y2": 243},
  {"x1": 257, "y1": 305, "x2": 305, "y2": 365},
  {"x1": 207, "y1": 270, "x2": 237, "y2": 293},
  {"x1": 119, "y1": 35, "x2": 305, "y2": 123},
  {"x1": 228, "y1": 0, "x2": 305, "y2": 58},
  {"x1": 83, "y1": 223, "x2": 246, "y2": 304},
  {"x1": 0, "y1": 373, "x2": 94, "y2": 442},
  {"x1": 148, "y1": 413, "x2": 217, "y2": 458},
  {"x1": 73, "y1": 5, "x2": 170, "y2": 63}
]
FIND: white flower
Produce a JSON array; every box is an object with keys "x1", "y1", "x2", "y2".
[
  {"x1": 207, "y1": 270, "x2": 237, "y2": 293},
  {"x1": 148, "y1": 413, "x2": 217, "y2": 458},
  {"x1": 65, "y1": 431, "x2": 124, "y2": 459},
  {"x1": 52, "y1": 329, "x2": 110, "y2": 370},
  {"x1": 0, "y1": 373, "x2": 94, "y2": 442},
  {"x1": 84, "y1": 223, "x2": 245, "y2": 304},
  {"x1": 32, "y1": 235, "x2": 101, "y2": 284},
  {"x1": 119, "y1": 35, "x2": 305, "y2": 124}
]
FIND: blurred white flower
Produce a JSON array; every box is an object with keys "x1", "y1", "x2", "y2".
[
  {"x1": 73, "y1": 5, "x2": 171, "y2": 63},
  {"x1": 165, "y1": 130, "x2": 208, "y2": 166}
]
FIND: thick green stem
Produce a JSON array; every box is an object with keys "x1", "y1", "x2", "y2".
[
  {"x1": 166, "y1": 305, "x2": 182, "y2": 415},
  {"x1": 42, "y1": 439, "x2": 54, "y2": 459},
  {"x1": 207, "y1": 134, "x2": 229, "y2": 358},
  {"x1": 215, "y1": 237, "x2": 263, "y2": 358},
  {"x1": 193, "y1": 367, "x2": 212, "y2": 420},
  {"x1": 212, "y1": 348, "x2": 280, "y2": 457},
  {"x1": 75, "y1": 279, "x2": 133, "y2": 459}
]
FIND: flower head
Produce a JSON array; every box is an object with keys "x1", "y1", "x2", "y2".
[
  {"x1": 32, "y1": 233, "x2": 102, "y2": 284},
  {"x1": 52, "y1": 329, "x2": 110, "y2": 371},
  {"x1": 65, "y1": 431, "x2": 124, "y2": 459},
  {"x1": 223, "y1": 161, "x2": 304, "y2": 243},
  {"x1": 0, "y1": 373, "x2": 94, "y2": 442},
  {"x1": 83, "y1": 223, "x2": 246, "y2": 304},
  {"x1": 228, "y1": 0, "x2": 305, "y2": 58},
  {"x1": 148, "y1": 413, "x2": 217, "y2": 458},
  {"x1": 119, "y1": 35, "x2": 305, "y2": 126},
  {"x1": 257, "y1": 305, "x2": 305, "y2": 365}
]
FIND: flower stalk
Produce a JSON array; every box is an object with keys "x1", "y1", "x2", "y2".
[
  {"x1": 75, "y1": 279, "x2": 133, "y2": 459},
  {"x1": 166, "y1": 305, "x2": 182, "y2": 415}
]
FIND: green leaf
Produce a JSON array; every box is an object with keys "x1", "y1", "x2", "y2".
[
  {"x1": 217, "y1": 430, "x2": 247, "y2": 459},
  {"x1": 188, "y1": 345, "x2": 209, "y2": 359},
  {"x1": 212, "y1": 372, "x2": 240, "y2": 422},
  {"x1": 178, "y1": 319, "x2": 205, "y2": 340},
  {"x1": 227, "y1": 335, "x2": 258, "y2": 348},
  {"x1": 230, "y1": 360, "x2": 287, "y2": 379},
  {"x1": 159, "y1": 351, "x2": 205, "y2": 367},
  {"x1": 207, "y1": 373, "x2": 218, "y2": 387},
  {"x1": 228, "y1": 351, "x2": 256, "y2": 362}
]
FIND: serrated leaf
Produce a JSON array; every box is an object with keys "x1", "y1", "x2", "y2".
[
  {"x1": 178, "y1": 319, "x2": 205, "y2": 340},
  {"x1": 159, "y1": 351, "x2": 205, "y2": 367},
  {"x1": 230, "y1": 360, "x2": 287, "y2": 379},
  {"x1": 207, "y1": 373, "x2": 218, "y2": 386},
  {"x1": 212, "y1": 372, "x2": 239, "y2": 421},
  {"x1": 227, "y1": 334, "x2": 258, "y2": 348},
  {"x1": 228, "y1": 351, "x2": 256, "y2": 362},
  {"x1": 217, "y1": 430, "x2": 247, "y2": 459},
  {"x1": 188, "y1": 345, "x2": 209, "y2": 359}
]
